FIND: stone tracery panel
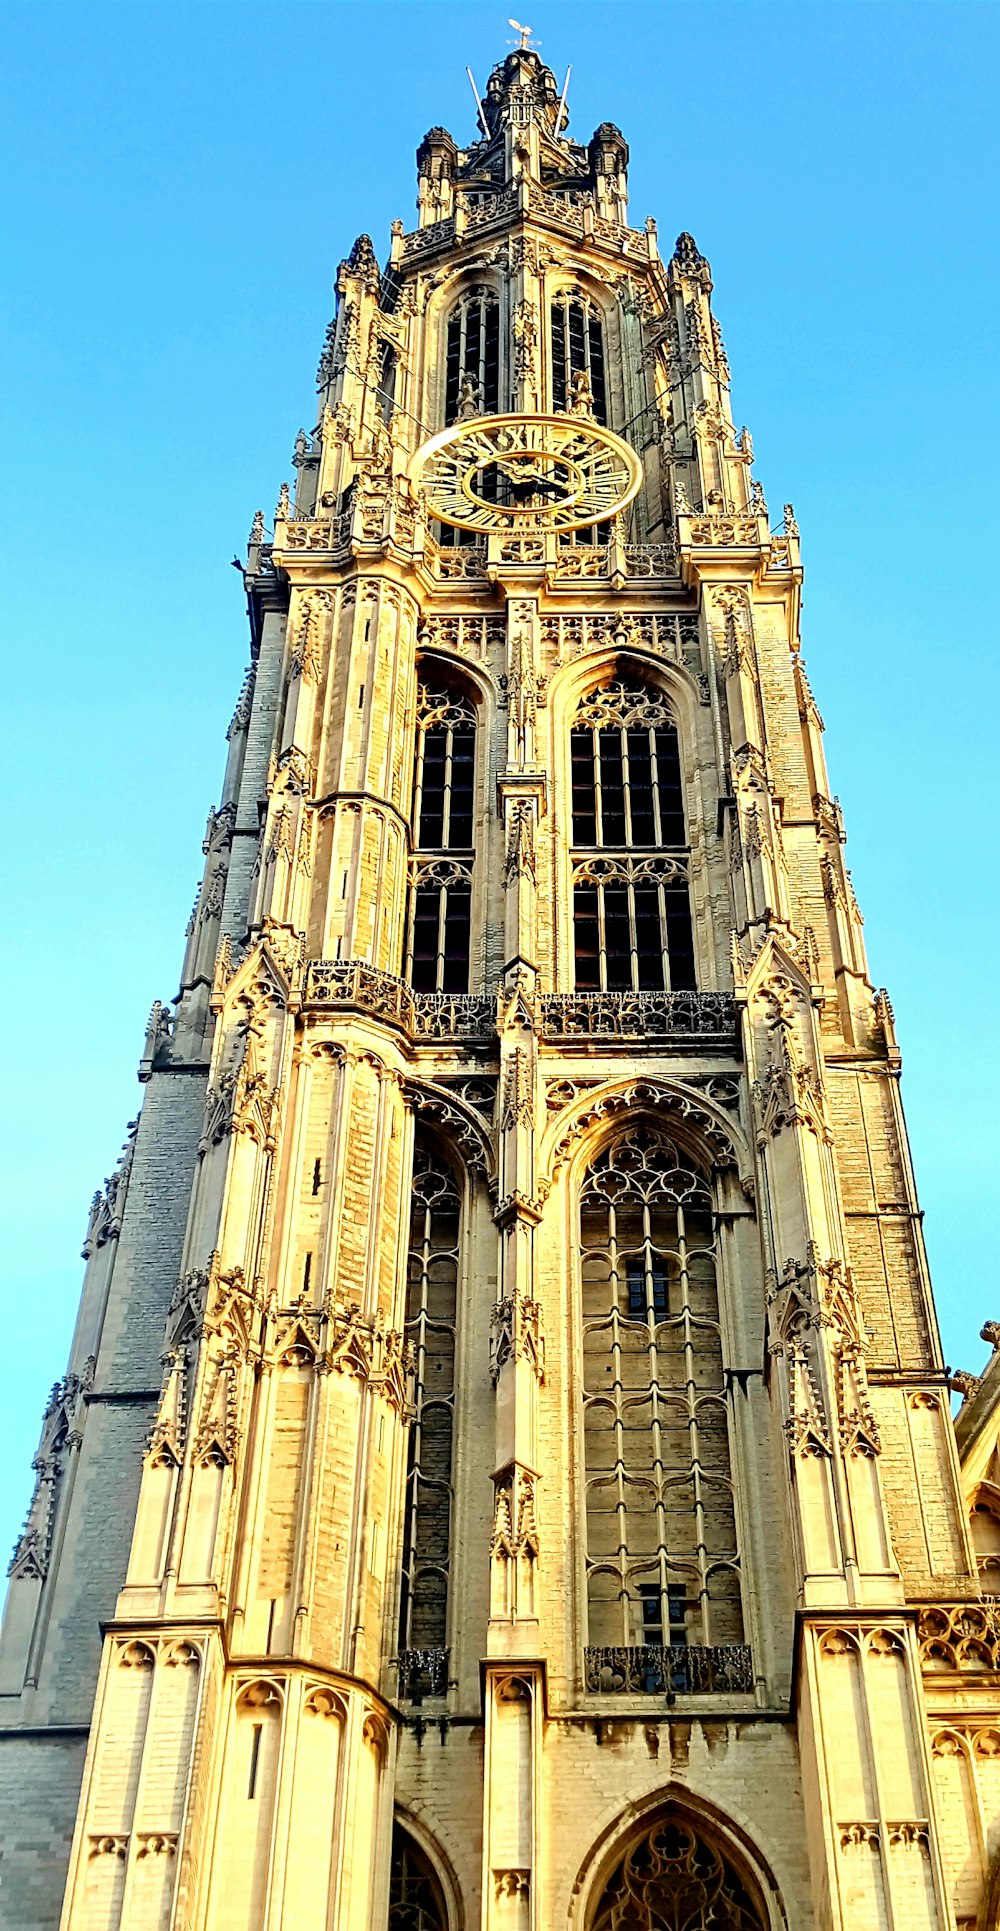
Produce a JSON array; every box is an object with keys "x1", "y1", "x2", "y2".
[
  {"x1": 398, "y1": 1144, "x2": 460, "y2": 1672},
  {"x1": 591, "y1": 1814, "x2": 764, "y2": 1931},
  {"x1": 579, "y1": 1125, "x2": 743, "y2": 1653}
]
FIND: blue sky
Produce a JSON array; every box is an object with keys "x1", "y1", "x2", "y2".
[{"x1": 1, "y1": 0, "x2": 998, "y2": 1560}]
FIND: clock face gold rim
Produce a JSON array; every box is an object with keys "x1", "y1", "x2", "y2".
[{"x1": 411, "y1": 412, "x2": 643, "y2": 534}]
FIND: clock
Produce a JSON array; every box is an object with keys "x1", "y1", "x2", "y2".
[{"x1": 411, "y1": 413, "x2": 643, "y2": 534}]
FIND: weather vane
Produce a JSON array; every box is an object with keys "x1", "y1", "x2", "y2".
[{"x1": 508, "y1": 18, "x2": 537, "y2": 50}]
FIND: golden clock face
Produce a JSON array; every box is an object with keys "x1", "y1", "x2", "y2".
[{"x1": 411, "y1": 413, "x2": 643, "y2": 534}]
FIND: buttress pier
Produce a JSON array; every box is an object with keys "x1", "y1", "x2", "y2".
[{"x1": 4, "y1": 40, "x2": 1000, "y2": 1931}]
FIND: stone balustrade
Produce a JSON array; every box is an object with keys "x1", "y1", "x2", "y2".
[{"x1": 539, "y1": 990, "x2": 736, "y2": 1045}]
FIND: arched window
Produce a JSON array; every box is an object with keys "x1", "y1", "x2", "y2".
[
  {"x1": 445, "y1": 286, "x2": 500, "y2": 423},
  {"x1": 389, "y1": 1826, "x2": 449, "y2": 1931},
  {"x1": 398, "y1": 1146, "x2": 459, "y2": 1687},
  {"x1": 570, "y1": 679, "x2": 695, "y2": 993},
  {"x1": 971, "y1": 1501, "x2": 1000, "y2": 1592},
  {"x1": 580, "y1": 1128, "x2": 743, "y2": 1675},
  {"x1": 407, "y1": 682, "x2": 476, "y2": 993},
  {"x1": 591, "y1": 1815, "x2": 764, "y2": 1931},
  {"x1": 551, "y1": 290, "x2": 607, "y2": 424}
]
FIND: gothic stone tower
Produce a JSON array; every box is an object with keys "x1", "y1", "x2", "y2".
[{"x1": 3, "y1": 39, "x2": 1000, "y2": 1931}]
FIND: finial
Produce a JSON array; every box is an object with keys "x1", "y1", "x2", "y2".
[{"x1": 508, "y1": 18, "x2": 537, "y2": 50}]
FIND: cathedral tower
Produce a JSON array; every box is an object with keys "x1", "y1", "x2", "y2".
[{"x1": 4, "y1": 37, "x2": 1000, "y2": 1931}]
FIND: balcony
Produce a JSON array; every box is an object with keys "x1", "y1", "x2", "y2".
[
  {"x1": 539, "y1": 991, "x2": 736, "y2": 1047},
  {"x1": 303, "y1": 960, "x2": 494, "y2": 1041},
  {"x1": 302, "y1": 966, "x2": 736, "y2": 1051},
  {"x1": 585, "y1": 1643, "x2": 753, "y2": 1696},
  {"x1": 395, "y1": 1647, "x2": 450, "y2": 1702}
]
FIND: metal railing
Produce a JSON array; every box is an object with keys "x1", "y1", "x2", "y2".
[
  {"x1": 584, "y1": 1643, "x2": 753, "y2": 1696},
  {"x1": 395, "y1": 1648, "x2": 450, "y2": 1701}
]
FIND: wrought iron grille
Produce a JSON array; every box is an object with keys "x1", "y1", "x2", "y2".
[
  {"x1": 395, "y1": 1647, "x2": 451, "y2": 1702},
  {"x1": 584, "y1": 1644, "x2": 753, "y2": 1696}
]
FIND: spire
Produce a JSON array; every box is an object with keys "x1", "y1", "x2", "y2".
[{"x1": 480, "y1": 47, "x2": 566, "y2": 138}]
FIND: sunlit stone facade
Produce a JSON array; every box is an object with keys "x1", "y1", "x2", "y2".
[{"x1": 3, "y1": 39, "x2": 1000, "y2": 1931}]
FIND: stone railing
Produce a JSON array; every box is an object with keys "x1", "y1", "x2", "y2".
[
  {"x1": 304, "y1": 960, "x2": 495, "y2": 1042},
  {"x1": 624, "y1": 542, "x2": 677, "y2": 578},
  {"x1": 551, "y1": 544, "x2": 612, "y2": 580},
  {"x1": 584, "y1": 1644, "x2": 754, "y2": 1696},
  {"x1": 426, "y1": 539, "x2": 489, "y2": 584},
  {"x1": 918, "y1": 1601, "x2": 1000, "y2": 1673},
  {"x1": 539, "y1": 991, "x2": 736, "y2": 1045},
  {"x1": 395, "y1": 1648, "x2": 450, "y2": 1702},
  {"x1": 281, "y1": 511, "x2": 352, "y2": 554},
  {"x1": 680, "y1": 511, "x2": 764, "y2": 548}
]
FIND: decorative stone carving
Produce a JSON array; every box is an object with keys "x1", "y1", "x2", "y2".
[
  {"x1": 504, "y1": 802, "x2": 536, "y2": 882},
  {"x1": 549, "y1": 1078, "x2": 740, "y2": 1175},
  {"x1": 489, "y1": 1292, "x2": 544, "y2": 1385}
]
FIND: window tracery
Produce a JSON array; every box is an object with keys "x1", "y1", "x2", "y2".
[
  {"x1": 580, "y1": 1128, "x2": 743, "y2": 1654},
  {"x1": 971, "y1": 1501, "x2": 1000, "y2": 1591},
  {"x1": 570, "y1": 679, "x2": 694, "y2": 993},
  {"x1": 389, "y1": 1826, "x2": 449, "y2": 1931},
  {"x1": 591, "y1": 1815, "x2": 763, "y2": 1931},
  {"x1": 407, "y1": 682, "x2": 476, "y2": 993},
  {"x1": 445, "y1": 286, "x2": 501, "y2": 423},
  {"x1": 551, "y1": 290, "x2": 607, "y2": 424},
  {"x1": 398, "y1": 1147, "x2": 460, "y2": 1662}
]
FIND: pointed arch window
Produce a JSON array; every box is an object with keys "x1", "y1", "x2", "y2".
[
  {"x1": 550, "y1": 290, "x2": 607, "y2": 424},
  {"x1": 570, "y1": 679, "x2": 695, "y2": 992},
  {"x1": 398, "y1": 1146, "x2": 460, "y2": 1682},
  {"x1": 389, "y1": 1827, "x2": 449, "y2": 1931},
  {"x1": 580, "y1": 1128, "x2": 743, "y2": 1671},
  {"x1": 407, "y1": 682, "x2": 476, "y2": 993},
  {"x1": 445, "y1": 286, "x2": 501, "y2": 423},
  {"x1": 592, "y1": 1815, "x2": 764, "y2": 1931}
]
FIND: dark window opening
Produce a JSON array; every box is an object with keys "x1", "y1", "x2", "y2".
[
  {"x1": 398, "y1": 1150, "x2": 460, "y2": 1666},
  {"x1": 570, "y1": 680, "x2": 695, "y2": 993},
  {"x1": 550, "y1": 293, "x2": 608, "y2": 424},
  {"x1": 408, "y1": 682, "x2": 477, "y2": 994}
]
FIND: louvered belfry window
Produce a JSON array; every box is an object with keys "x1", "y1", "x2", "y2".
[
  {"x1": 570, "y1": 678, "x2": 696, "y2": 993},
  {"x1": 580, "y1": 1128, "x2": 744, "y2": 1651},
  {"x1": 407, "y1": 682, "x2": 476, "y2": 994},
  {"x1": 398, "y1": 1147, "x2": 460, "y2": 1657},
  {"x1": 444, "y1": 286, "x2": 500, "y2": 423},
  {"x1": 550, "y1": 291, "x2": 607, "y2": 423}
]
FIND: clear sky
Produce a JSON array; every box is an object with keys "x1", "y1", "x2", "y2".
[{"x1": 1, "y1": 0, "x2": 998, "y2": 1562}]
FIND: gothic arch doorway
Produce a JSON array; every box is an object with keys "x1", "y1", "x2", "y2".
[{"x1": 588, "y1": 1810, "x2": 768, "y2": 1931}]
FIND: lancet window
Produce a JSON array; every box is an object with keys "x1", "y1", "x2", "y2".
[
  {"x1": 592, "y1": 1816, "x2": 763, "y2": 1931},
  {"x1": 407, "y1": 681, "x2": 476, "y2": 994},
  {"x1": 398, "y1": 1147, "x2": 460, "y2": 1667},
  {"x1": 550, "y1": 290, "x2": 607, "y2": 423},
  {"x1": 971, "y1": 1500, "x2": 1000, "y2": 1591},
  {"x1": 444, "y1": 286, "x2": 501, "y2": 423},
  {"x1": 580, "y1": 1128, "x2": 743, "y2": 1660},
  {"x1": 570, "y1": 678, "x2": 695, "y2": 993},
  {"x1": 388, "y1": 1828, "x2": 449, "y2": 1931}
]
